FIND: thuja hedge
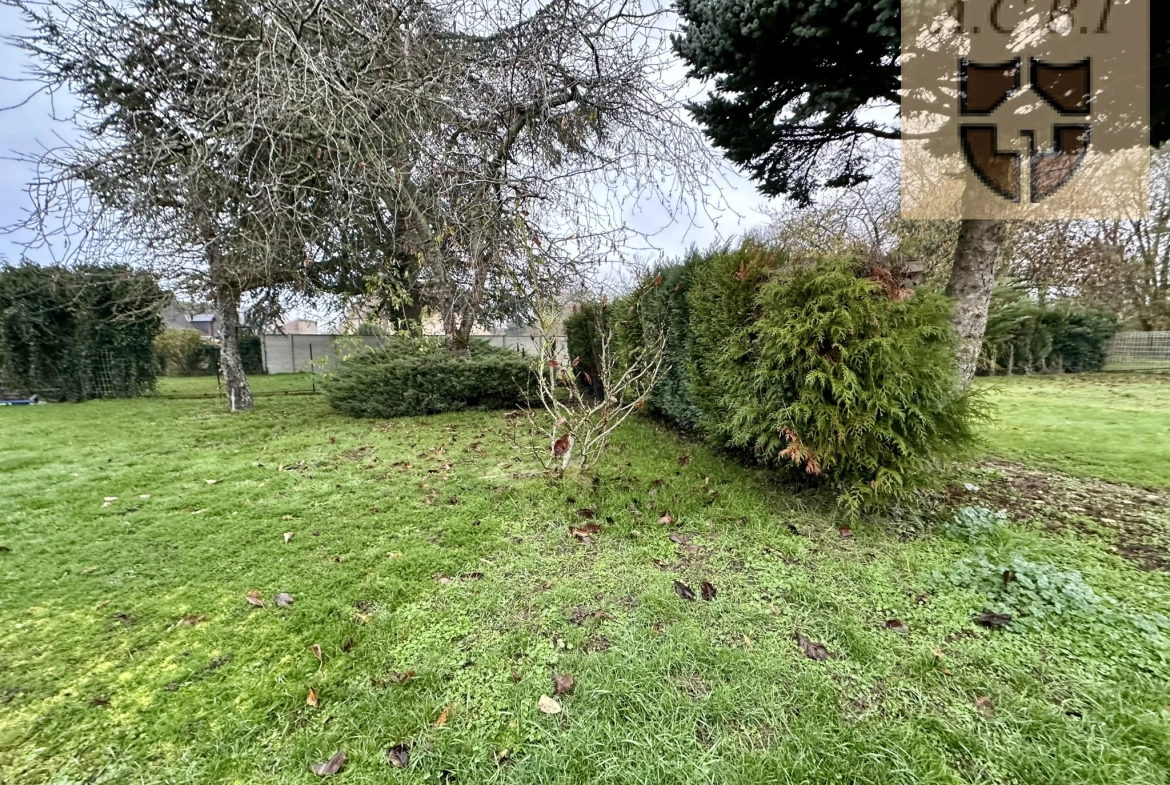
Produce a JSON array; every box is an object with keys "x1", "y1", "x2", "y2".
[
  {"x1": 567, "y1": 241, "x2": 980, "y2": 515},
  {"x1": 326, "y1": 337, "x2": 537, "y2": 418},
  {"x1": 0, "y1": 263, "x2": 165, "y2": 400},
  {"x1": 980, "y1": 284, "x2": 1118, "y2": 375}
]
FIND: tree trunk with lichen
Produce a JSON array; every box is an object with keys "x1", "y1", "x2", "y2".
[{"x1": 947, "y1": 218, "x2": 1008, "y2": 384}]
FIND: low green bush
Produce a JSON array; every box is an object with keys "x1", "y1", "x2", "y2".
[
  {"x1": 326, "y1": 337, "x2": 536, "y2": 418},
  {"x1": 980, "y1": 284, "x2": 1119, "y2": 374},
  {"x1": 154, "y1": 329, "x2": 265, "y2": 376}
]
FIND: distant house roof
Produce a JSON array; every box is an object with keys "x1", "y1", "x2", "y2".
[{"x1": 190, "y1": 314, "x2": 216, "y2": 322}]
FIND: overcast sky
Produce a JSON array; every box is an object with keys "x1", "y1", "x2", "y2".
[{"x1": 0, "y1": 4, "x2": 778, "y2": 316}]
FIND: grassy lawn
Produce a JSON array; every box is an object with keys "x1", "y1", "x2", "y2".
[
  {"x1": 155, "y1": 373, "x2": 321, "y2": 397},
  {"x1": 2, "y1": 384, "x2": 1169, "y2": 784},
  {"x1": 976, "y1": 373, "x2": 1170, "y2": 488}
]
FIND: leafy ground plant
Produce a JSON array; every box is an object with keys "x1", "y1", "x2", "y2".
[{"x1": 1, "y1": 376, "x2": 1169, "y2": 784}]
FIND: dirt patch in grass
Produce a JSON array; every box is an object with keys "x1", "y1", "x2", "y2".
[{"x1": 967, "y1": 460, "x2": 1170, "y2": 571}]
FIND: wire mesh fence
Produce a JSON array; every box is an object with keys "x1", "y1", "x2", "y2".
[{"x1": 1104, "y1": 331, "x2": 1170, "y2": 372}]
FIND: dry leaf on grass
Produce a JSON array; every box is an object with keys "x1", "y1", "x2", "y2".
[
  {"x1": 700, "y1": 581, "x2": 718, "y2": 601},
  {"x1": 180, "y1": 614, "x2": 207, "y2": 626},
  {"x1": 274, "y1": 593, "x2": 295, "y2": 607},
  {"x1": 387, "y1": 744, "x2": 410, "y2": 769},
  {"x1": 283, "y1": 532, "x2": 294, "y2": 544},
  {"x1": 838, "y1": 526, "x2": 854, "y2": 538},
  {"x1": 310, "y1": 751, "x2": 345, "y2": 777},
  {"x1": 883, "y1": 619, "x2": 909, "y2": 634},
  {"x1": 678, "y1": 455, "x2": 691, "y2": 466},
  {"x1": 310, "y1": 644, "x2": 323, "y2": 665},
  {"x1": 795, "y1": 631, "x2": 834, "y2": 661},
  {"x1": 388, "y1": 670, "x2": 416, "y2": 684},
  {"x1": 245, "y1": 590, "x2": 264, "y2": 608},
  {"x1": 569, "y1": 523, "x2": 601, "y2": 542},
  {"x1": 537, "y1": 695, "x2": 562, "y2": 714},
  {"x1": 205, "y1": 479, "x2": 218, "y2": 485},
  {"x1": 975, "y1": 611, "x2": 1013, "y2": 628},
  {"x1": 673, "y1": 580, "x2": 696, "y2": 601},
  {"x1": 974, "y1": 695, "x2": 995, "y2": 717},
  {"x1": 306, "y1": 687, "x2": 319, "y2": 707},
  {"x1": 434, "y1": 705, "x2": 450, "y2": 726},
  {"x1": 660, "y1": 513, "x2": 675, "y2": 525},
  {"x1": 552, "y1": 673, "x2": 575, "y2": 695}
]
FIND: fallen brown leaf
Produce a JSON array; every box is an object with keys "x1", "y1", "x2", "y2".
[
  {"x1": 310, "y1": 644, "x2": 323, "y2": 664},
  {"x1": 974, "y1": 695, "x2": 995, "y2": 717},
  {"x1": 388, "y1": 670, "x2": 416, "y2": 684},
  {"x1": 180, "y1": 614, "x2": 207, "y2": 626},
  {"x1": 552, "y1": 673, "x2": 575, "y2": 695},
  {"x1": 569, "y1": 523, "x2": 601, "y2": 540},
  {"x1": 245, "y1": 590, "x2": 264, "y2": 608},
  {"x1": 576, "y1": 508, "x2": 596, "y2": 519},
  {"x1": 306, "y1": 687, "x2": 319, "y2": 707},
  {"x1": 700, "y1": 581, "x2": 717, "y2": 601},
  {"x1": 668, "y1": 532, "x2": 692, "y2": 546},
  {"x1": 310, "y1": 751, "x2": 345, "y2": 777},
  {"x1": 387, "y1": 744, "x2": 410, "y2": 769},
  {"x1": 434, "y1": 705, "x2": 450, "y2": 726},
  {"x1": 974, "y1": 611, "x2": 1012, "y2": 628},
  {"x1": 537, "y1": 695, "x2": 562, "y2": 714},
  {"x1": 678, "y1": 455, "x2": 692, "y2": 466},
  {"x1": 883, "y1": 619, "x2": 909, "y2": 634},
  {"x1": 274, "y1": 592, "x2": 295, "y2": 607},
  {"x1": 283, "y1": 532, "x2": 294, "y2": 544},
  {"x1": 673, "y1": 580, "x2": 696, "y2": 601},
  {"x1": 838, "y1": 526, "x2": 854, "y2": 538},
  {"x1": 659, "y1": 512, "x2": 675, "y2": 525},
  {"x1": 795, "y1": 631, "x2": 834, "y2": 661}
]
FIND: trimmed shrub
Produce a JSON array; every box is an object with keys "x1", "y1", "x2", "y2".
[
  {"x1": 154, "y1": 329, "x2": 266, "y2": 376},
  {"x1": 0, "y1": 263, "x2": 164, "y2": 400},
  {"x1": 326, "y1": 337, "x2": 536, "y2": 418},
  {"x1": 980, "y1": 285, "x2": 1119, "y2": 374},
  {"x1": 154, "y1": 328, "x2": 216, "y2": 376},
  {"x1": 577, "y1": 241, "x2": 981, "y2": 516},
  {"x1": 717, "y1": 254, "x2": 978, "y2": 515}
]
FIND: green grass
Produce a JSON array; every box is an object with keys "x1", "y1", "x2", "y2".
[
  {"x1": 2, "y1": 385, "x2": 1169, "y2": 784},
  {"x1": 976, "y1": 373, "x2": 1170, "y2": 487},
  {"x1": 155, "y1": 373, "x2": 320, "y2": 397}
]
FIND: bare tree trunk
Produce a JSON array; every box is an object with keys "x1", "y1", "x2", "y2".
[
  {"x1": 212, "y1": 281, "x2": 254, "y2": 412},
  {"x1": 946, "y1": 218, "x2": 1008, "y2": 384}
]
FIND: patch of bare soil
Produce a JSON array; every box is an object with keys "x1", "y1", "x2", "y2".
[{"x1": 951, "y1": 461, "x2": 1170, "y2": 571}]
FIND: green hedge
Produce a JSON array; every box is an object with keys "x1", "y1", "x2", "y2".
[
  {"x1": 0, "y1": 263, "x2": 164, "y2": 400},
  {"x1": 326, "y1": 337, "x2": 536, "y2": 418},
  {"x1": 573, "y1": 241, "x2": 980, "y2": 515},
  {"x1": 980, "y1": 285, "x2": 1119, "y2": 374}
]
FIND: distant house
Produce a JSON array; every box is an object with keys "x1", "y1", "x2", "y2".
[
  {"x1": 280, "y1": 319, "x2": 319, "y2": 335},
  {"x1": 189, "y1": 314, "x2": 218, "y2": 338}
]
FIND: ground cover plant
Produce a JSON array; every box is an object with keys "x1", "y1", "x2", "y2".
[{"x1": 2, "y1": 376, "x2": 1169, "y2": 784}]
